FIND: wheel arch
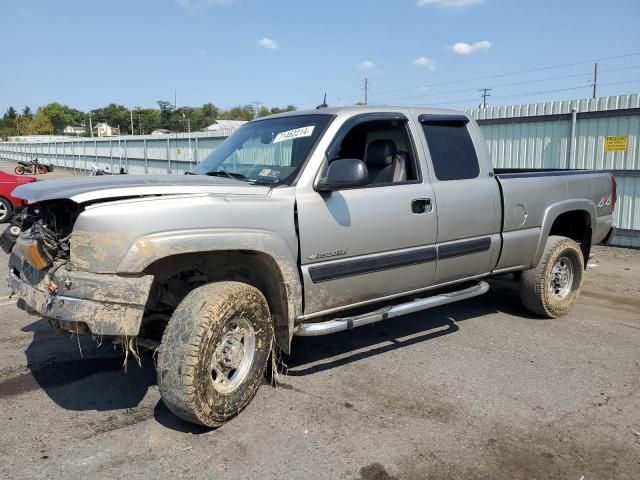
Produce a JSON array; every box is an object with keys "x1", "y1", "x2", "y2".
[
  {"x1": 124, "y1": 231, "x2": 302, "y2": 354},
  {"x1": 533, "y1": 200, "x2": 595, "y2": 268}
]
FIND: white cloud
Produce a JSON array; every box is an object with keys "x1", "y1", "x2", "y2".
[
  {"x1": 357, "y1": 60, "x2": 376, "y2": 72},
  {"x1": 417, "y1": 0, "x2": 483, "y2": 7},
  {"x1": 413, "y1": 56, "x2": 436, "y2": 71},
  {"x1": 258, "y1": 37, "x2": 279, "y2": 50},
  {"x1": 451, "y1": 40, "x2": 491, "y2": 55}
]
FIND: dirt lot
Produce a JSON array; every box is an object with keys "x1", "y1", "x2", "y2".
[{"x1": 0, "y1": 170, "x2": 638, "y2": 479}]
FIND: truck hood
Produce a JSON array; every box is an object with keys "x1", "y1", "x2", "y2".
[{"x1": 12, "y1": 174, "x2": 271, "y2": 204}]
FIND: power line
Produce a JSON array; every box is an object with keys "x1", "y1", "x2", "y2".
[
  {"x1": 479, "y1": 88, "x2": 491, "y2": 108},
  {"x1": 375, "y1": 71, "x2": 593, "y2": 103},
  {"x1": 372, "y1": 66, "x2": 640, "y2": 104},
  {"x1": 292, "y1": 51, "x2": 640, "y2": 108},
  {"x1": 415, "y1": 79, "x2": 639, "y2": 108}
]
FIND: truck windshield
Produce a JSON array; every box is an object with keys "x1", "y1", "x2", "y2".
[{"x1": 192, "y1": 114, "x2": 332, "y2": 185}]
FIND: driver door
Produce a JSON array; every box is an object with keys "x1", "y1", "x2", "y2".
[{"x1": 296, "y1": 114, "x2": 438, "y2": 316}]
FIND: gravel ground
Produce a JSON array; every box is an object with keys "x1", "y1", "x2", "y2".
[{"x1": 0, "y1": 168, "x2": 638, "y2": 479}]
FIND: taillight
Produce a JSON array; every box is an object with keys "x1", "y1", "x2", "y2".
[{"x1": 611, "y1": 175, "x2": 617, "y2": 212}]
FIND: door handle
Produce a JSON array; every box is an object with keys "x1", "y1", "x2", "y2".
[{"x1": 411, "y1": 198, "x2": 432, "y2": 214}]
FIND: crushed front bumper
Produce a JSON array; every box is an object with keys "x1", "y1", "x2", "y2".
[{"x1": 8, "y1": 253, "x2": 154, "y2": 337}]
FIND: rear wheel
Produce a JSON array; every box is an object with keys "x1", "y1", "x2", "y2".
[
  {"x1": 37, "y1": 166, "x2": 47, "y2": 174},
  {"x1": 520, "y1": 235, "x2": 584, "y2": 317},
  {"x1": 157, "y1": 281, "x2": 273, "y2": 427},
  {"x1": 0, "y1": 198, "x2": 13, "y2": 223},
  {"x1": 14, "y1": 166, "x2": 25, "y2": 175}
]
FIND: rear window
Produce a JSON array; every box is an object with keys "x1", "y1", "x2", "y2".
[{"x1": 421, "y1": 122, "x2": 480, "y2": 181}]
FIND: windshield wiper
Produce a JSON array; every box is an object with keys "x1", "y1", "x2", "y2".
[{"x1": 206, "y1": 168, "x2": 247, "y2": 181}]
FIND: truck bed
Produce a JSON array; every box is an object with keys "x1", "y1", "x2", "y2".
[{"x1": 492, "y1": 168, "x2": 615, "y2": 273}]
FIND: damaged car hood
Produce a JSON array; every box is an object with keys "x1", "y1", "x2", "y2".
[{"x1": 12, "y1": 175, "x2": 271, "y2": 204}]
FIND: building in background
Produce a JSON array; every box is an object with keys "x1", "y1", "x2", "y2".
[
  {"x1": 63, "y1": 125, "x2": 86, "y2": 136},
  {"x1": 204, "y1": 120, "x2": 247, "y2": 132},
  {"x1": 93, "y1": 123, "x2": 120, "y2": 138}
]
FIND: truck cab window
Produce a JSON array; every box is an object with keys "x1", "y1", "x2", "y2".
[
  {"x1": 333, "y1": 119, "x2": 418, "y2": 185},
  {"x1": 421, "y1": 122, "x2": 480, "y2": 181}
]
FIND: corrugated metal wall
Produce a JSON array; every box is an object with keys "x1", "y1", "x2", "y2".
[{"x1": 468, "y1": 94, "x2": 640, "y2": 248}]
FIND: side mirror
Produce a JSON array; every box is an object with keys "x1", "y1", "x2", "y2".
[{"x1": 316, "y1": 159, "x2": 369, "y2": 192}]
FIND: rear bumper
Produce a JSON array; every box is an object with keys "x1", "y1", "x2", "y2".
[{"x1": 8, "y1": 256, "x2": 153, "y2": 336}]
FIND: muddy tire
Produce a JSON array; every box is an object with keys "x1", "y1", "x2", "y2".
[
  {"x1": 520, "y1": 235, "x2": 584, "y2": 318},
  {"x1": 14, "y1": 166, "x2": 25, "y2": 175},
  {"x1": 157, "y1": 281, "x2": 272, "y2": 427}
]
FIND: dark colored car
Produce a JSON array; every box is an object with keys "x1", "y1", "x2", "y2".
[{"x1": 0, "y1": 171, "x2": 36, "y2": 223}]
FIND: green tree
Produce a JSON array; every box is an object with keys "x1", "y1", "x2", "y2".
[
  {"x1": 4, "y1": 107, "x2": 17, "y2": 120},
  {"x1": 134, "y1": 108, "x2": 161, "y2": 135},
  {"x1": 22, "y1": 106, "x2": 33, "y2": 118},
  {"x1": 23, "y1": 110, "x2": 54, "y2": 135},
  {"x1": 220, "y1": 105, "x2": 256, "y2": 121},
  {"x1": 91, "y1": 103, "x2": 132, "y2": 134},
  {"x1": 157, "y1": 100, "x2": 174, "y2": 129},
  {"x1": 269, "y1": 105, "x2": 297, "y2": 115},
  {"x1": 40, "y1": 102, "x2": 85, "y2": 134},
  {"x1": 1, "y1": 107, "x2": 18, "y2": 136}
]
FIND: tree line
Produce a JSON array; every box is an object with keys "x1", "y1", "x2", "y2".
[{"x1": 0, "y1": 101, "x2": 297, "y2": 138}]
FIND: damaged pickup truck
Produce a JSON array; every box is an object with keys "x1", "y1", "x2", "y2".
[{"x1": 4, "y1": 106, "x2": 616, "y2": 427}]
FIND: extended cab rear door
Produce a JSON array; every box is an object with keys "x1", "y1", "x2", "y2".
[{"x1": 417, "y1": 114, "x2": 502, "y2": 284}]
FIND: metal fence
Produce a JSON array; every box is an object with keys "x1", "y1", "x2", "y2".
[
  {"x1": 468, "y1": 93, "x2": 640, "y2": 248},
  {"x1": 0, "y1": 131, "x2": 233, "y2": 175}
]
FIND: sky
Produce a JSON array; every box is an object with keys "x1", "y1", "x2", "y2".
[{"x1": 1, "y1": 0, "x2": 639, "y2": 113}]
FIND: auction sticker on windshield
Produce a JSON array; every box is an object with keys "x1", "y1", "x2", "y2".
[{"x1": 273, "y1": 126, "x2": 315, "y2": 144}]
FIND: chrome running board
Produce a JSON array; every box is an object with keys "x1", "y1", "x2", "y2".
[{"x1": 293, "y1": 281, "x2": 489, "y2": 337}]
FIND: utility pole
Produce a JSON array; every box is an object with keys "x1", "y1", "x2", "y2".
[
  {"x1": 130, "y1": 109, "x2": 134, "y2": 135},
  {"x1": 364, "y1": 78, "x2": 369, "y2": 105},
  {"x1": 89, "y1": 112, "x2": 93, "y2": 138},
  {"x1": 592, "y1": 62, "x2": 598, "y2": 99},
  {"x1": 479, "y1": 88, "x2": 492, "y2": 108},
  {"x1": 252, "y1": 101, "x2": 263, "y2": 119}
]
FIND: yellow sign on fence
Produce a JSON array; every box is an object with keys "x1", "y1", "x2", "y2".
[{"x1": 604, "y1": 136, "x2": 628, "y2": 152}]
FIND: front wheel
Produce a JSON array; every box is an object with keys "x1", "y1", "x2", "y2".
[
  {"x1": 14, "y1": 166, "x2": 25, "y2": 175},
  {"x1": 157, "y1": 281, "x2": 273, "y2": 427},
  {"x1": 520, "y1": 235, "x2": 584, "y2": 317},
  {"x1": 37, "y1": 166, "x2": 47, "y2": 174}
]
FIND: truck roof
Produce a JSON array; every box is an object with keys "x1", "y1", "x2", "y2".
[{"x1": 260, "y1": 105, "x2": 468, "y2": 121}]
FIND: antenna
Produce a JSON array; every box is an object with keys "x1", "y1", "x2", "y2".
[{"x1": 316, "y1": 93, "x2": 328, "y2": 110}]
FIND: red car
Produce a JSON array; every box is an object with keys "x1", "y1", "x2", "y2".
[{"x1": 0, "y1": 171, "x2": 36, "y2": 223}]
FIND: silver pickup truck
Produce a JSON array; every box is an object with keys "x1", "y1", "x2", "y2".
[{"x1": 3, "y1": 106, "x2": 616, "y2": 427}]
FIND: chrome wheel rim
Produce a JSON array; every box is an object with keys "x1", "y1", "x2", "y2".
[
  {"x1": 550, "y1": 255, "x2": 574, "y2": 299},
  {"x1": 0, "y1": 203, "x2": 8, "y2": 222},
  {"x1": 210, "y1": 317, "x2": 256, "y2": 395}
]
